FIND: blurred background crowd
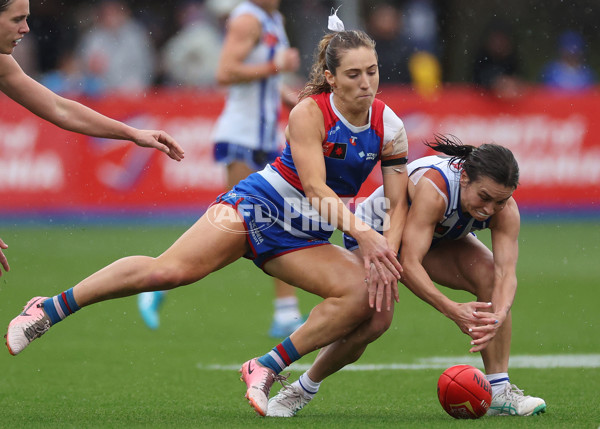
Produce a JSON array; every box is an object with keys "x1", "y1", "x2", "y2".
[{"x1": 16, "y1": 0, "x2": 599, "y2": 99}]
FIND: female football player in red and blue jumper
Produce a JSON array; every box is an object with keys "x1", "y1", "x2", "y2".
[{"x1": 6, "y1": 15, "x2": 411, "y2": 417}]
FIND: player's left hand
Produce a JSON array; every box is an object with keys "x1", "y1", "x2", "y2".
[
  {"x1": 0, "y1": 237, "x2": 10, "y2": 276},
  {"x1": 133, "y1": 129, "x2": 185, "y2": 161}
]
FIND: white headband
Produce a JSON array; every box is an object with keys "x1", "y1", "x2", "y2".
[{"x1": 328, "y1": 6, "x2": 345, "y2": 32}]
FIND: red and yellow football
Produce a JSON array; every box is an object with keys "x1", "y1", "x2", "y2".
[{"x1": 437, "y1": 364, "x2": 492, "y2": 419}]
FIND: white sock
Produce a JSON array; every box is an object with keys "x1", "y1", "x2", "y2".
[
  {"x1": 274, "y1": 296, "x2": 302, "y2": 324},
  {"x1": 486, "y1": 372, "x2": 510, "y2": 397},
  {"x1": 297, "y1": 372, "x2": 321, "y2": 398}
]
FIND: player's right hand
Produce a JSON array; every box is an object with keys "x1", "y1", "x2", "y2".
[
  {"x1": 274, "y1": 48, "x2": 300, "y2": 73},
  {"x1": 133, "y1": 129, "x2": 185, "y2": 162}
]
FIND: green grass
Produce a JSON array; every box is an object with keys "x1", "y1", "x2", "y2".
[{"x1": 0, "y1": 221, "x2": 599, "y2": 428}]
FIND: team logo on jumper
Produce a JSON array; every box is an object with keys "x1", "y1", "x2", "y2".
[
  {"x1": 323, "y1": 142, "x2": 347, "y2": 159},
  {"x1": 263, "y1": 32, "x2": 279, "y2": 47}
]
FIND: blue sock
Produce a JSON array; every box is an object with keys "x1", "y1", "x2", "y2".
[
  {"x1": 43, "y1": 288, "x2": 81, "y2": 325},
  {"x1": 257, "y1": 337, "x2": 301, "y2": 374}
]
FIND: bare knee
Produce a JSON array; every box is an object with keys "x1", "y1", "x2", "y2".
[
  {"x1": 145, "y1": 259, "x2": 202, "y2": 291},
  {"x1": 365, "y1": 311, "x2": 394, "y2": 341},
  {"x1": 337, "y1": 276, "x2": 373, "y2": 319}
]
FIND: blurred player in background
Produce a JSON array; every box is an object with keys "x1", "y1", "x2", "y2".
[
  {"x1": 6, "y1": 19, "x2": 410, "y2": 417},
  {"x1": 268, "y1": 136, "x2": 546, "y2": 418},
  {"x1": 0, "y1": 0, "x2": 184, "y2": 274},
  {"x1": 138, "y1": 0, "x2": 304, "y2": 338}
]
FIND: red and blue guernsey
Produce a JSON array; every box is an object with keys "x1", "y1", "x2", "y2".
[
  {"x1": 272, "y1": 92, "x2": 389, "y2": 197},
  {"x1": 216, "y1": 92, "x2": 406, "y2": 268}
]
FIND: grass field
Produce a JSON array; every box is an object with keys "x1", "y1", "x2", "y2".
[{"x1": 0, "y1": 220, "x2": 599, "y2": 428}]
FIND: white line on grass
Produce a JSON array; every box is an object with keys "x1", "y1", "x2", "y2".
[{"x1": 197, "y1": 354, "x2": 600, "y2": 371}]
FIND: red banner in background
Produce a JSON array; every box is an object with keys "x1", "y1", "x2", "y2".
[{"x1": 1, "y1": 87, "x2": 598, "y2": 218}]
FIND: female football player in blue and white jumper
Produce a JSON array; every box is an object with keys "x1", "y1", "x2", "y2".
[
  {"x1": 6, "y1": 14, "x2": 411, "y2": 417},
  {"x1": 267, "y1": 136, "x2": 546, "y2": 418}
]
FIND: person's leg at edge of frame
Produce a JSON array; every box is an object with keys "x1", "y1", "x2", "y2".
[
  {"x1": 5, "y1": 205, "x2": 249, "y2": 356},
  {"x1": 239, "y1": 244, "x2": 373, "y2": 417}
]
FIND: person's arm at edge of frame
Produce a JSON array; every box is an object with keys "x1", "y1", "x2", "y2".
[
  {"x1": 0, "y1": 237, "x2": 9, "y2": 276},
  {"x1": 0, "y1": 55, "x2": 184, "y2": 161}
]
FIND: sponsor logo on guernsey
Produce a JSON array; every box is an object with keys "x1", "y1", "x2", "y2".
[
  {"x1": 366, "y1": 153, "x2": 377, "y2": 161},
  {"x1": 349, "y1": 136, "x2": 357, "y2": 146}
]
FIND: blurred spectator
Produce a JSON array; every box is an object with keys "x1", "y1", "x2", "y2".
[
  {"x1": 160, "y1": 0, "x2": 226, "y2": 87},
  {"x1": 408, "y1": 51, "x2": 441, "y2": 98},
  {"x1": 40, "y1": 49, "x2": 104, "y2": 98},
  {"x1": 365, "y1": 2, "x2": 411, "y2": 84},
  {"x1": 76, "y1": 0, "x2": 156, "y2": 94},
  {"x1": 279, "y1": 0, "x2": 334, "y2": 80},
  {"x1": 541, "y1": 30, "x2": 596, "y2": 91},
  {"x1": 365, "y1": 1, "x2": 441, "y2": 97},
  {"x1": 473, "y1": 20, "x2": 524, "y2": 99},
  {"x1": 402, "y1": 0, "x2": 439, "y2": 55},
  {"x1": 403, "y1": 0, "x2": 442, "y2": 98}
]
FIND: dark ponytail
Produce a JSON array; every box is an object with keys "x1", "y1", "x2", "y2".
[{"x1": 425, "y1": 134, "x2": 519, "y2": 189}]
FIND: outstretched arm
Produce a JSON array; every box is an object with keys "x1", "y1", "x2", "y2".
[{"x1": 0, "y1": 55, "x2": 184, "y2": 161}]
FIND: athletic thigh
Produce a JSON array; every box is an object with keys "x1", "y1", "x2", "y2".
[
  {"x1": 156, "y1": 204, "x2": 251, "y2": 284},
  {"x1": 264, "y1": 244, "x2": 367, "y2": 299},
  {"x1": 422, "y1": 234, "x2": 494, "y2": 297}
]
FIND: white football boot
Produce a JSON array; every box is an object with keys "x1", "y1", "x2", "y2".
[
  {"x1": 267, "y1": 384, "x2": 313, "y2": 417},
  {"x1": 487, "y1": 384, "x2": 546, "y2": 416}
]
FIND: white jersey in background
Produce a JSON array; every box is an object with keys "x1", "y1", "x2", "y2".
[{"x1": 211, "y1": 1, "x2": 290, "y2": 152}]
